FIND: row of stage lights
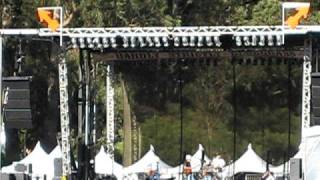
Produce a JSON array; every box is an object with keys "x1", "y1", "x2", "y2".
[
  {"x1": 234, "y1": 35, "x2": 283, "y2": 47},
  {"x1": 116, "y1": 58, "x2": 302, "y2": 67},
  {"x1": 70, "y1": 35, "x2": 283, "y2": 49},
  {"x1": 70, "y1": 36, "x2": 223, "y2": 49}
]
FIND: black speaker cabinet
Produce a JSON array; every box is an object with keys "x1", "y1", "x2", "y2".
[
  {"x1": 2, "y1": 76, "x2": 33, "y2": 129},
  {"x1": 311, "y1": 73, "x2": 320, "y2": 125}
]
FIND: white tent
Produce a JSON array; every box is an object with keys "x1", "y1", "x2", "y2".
[
  {"x1": 124, "y1": 145, "x2": 171, "y2": 175},
  {"x1": 95, "y1": 146, "x2": 123, "y2": 179},
  {"x1": 45, "y1": 145, "x2": 63, "y2": 180},
  {"x1": 223, "y1": 143, "x2": 270, "y2": 177},
  {"x1": 270, "y1": 126, "x2": 320, "y2": 179},
  {"x1": 1, "y1": 141, "x2": 50, "y2": 178},
  {"x1": 292, "y1": 126, "x2": 320, "y2": 179},
  {"x1": 168, "y1": 144, "x2": 210, "y2": 179}
]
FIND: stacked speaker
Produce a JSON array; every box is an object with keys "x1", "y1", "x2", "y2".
[
  {"x1": 312, "y1": 73, "x2": 320, "y2": 125},
  {"x1": 2, "y1": 76, "x2": 33, "y2": 129}
]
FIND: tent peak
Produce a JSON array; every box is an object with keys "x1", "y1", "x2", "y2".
[
  {"x1": 150, "y1": 145, "x2": 155, "y2": 152},
  {"x1": 199, "y1": 144, "x2": 204, "y2": 150},
  {"x1": 100, "y1": 146, "x2": 105, "y2": 152},
  {"x1": 248, "y1": 143, "x2": 252, "y2": 150}
]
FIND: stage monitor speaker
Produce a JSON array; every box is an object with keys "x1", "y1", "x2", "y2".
[
  {"x1": 311, "y1": 73, "x2": 320, "y2": 125},
  {"x1": 2, "y1": 76, "x2": 33, "y2": 129},
  {"x1": 289, "y1": 158, "x2": 302, "y2": 180}
]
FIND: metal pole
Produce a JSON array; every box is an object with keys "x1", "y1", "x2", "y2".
[
  {"x1": 84, "y1": 52, "x2": 90, "y2": 146},
  {"x1": 232, "y1": 63, "x2": 237, "y2": 180},
  {"x1": 0, "y1": 36, "x2": 3, "y2": 171}
]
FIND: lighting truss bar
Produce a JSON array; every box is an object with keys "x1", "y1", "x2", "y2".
[
  {"x1": 2, "y1": 26, "x2": 320, "y2": 49},
  {"x1": 92, "y1": 49, "x2": 304, "y2": 62}
]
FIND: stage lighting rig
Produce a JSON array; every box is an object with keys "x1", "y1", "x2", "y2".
[
  {"x1": 154, "y1": 37, "x2": 161, "y2": 47},
  {"x1": 197, "y1": 36, "x2": 204, "y2": 47},
  {"x1": 174, "y1": 37, "x2": 180, "y2": 47},
  {"x1": 123, "y1": 37, "x2": 129, "y2": 48},
  {"x1": 87, "y1": 37, "x2": 94, "y2": 49},
  {"x1": 79, "y1": 38, "x2": 86, "y2": 49},
  {"x1": 259, "y1": 35, "x2": 265, "y2": 46},
  {"x1": 102, "y1": 37, "x2": 109, "y2": 48},
  {"x1": 243, "y1": 36, "x2": 250, "y2": 46},
  {"x1": 214, "y1": 36, "x2": 222, "y2": 47},
  {"x1": 130, "y1": 37, "x2": 136, "y2": 48},
  {"x1": 235, "y1": 36, "x2": 242, "y2": 46},
  {"x1": 111, "y1": 37, "x2": 117, "y2": 48},
  {"x1": 268, "y1": 35, "x2": 274, "y2": 46},
  {"x1": 182, "y1": 37, "x2": 188, "y2": 47},
  {"x1": 162, "y1": 36, "x2": 169, "y2": 47},
  {"x1": 189, "y1": 36, "x2": 195, "y2": 47},
  {"x1": 71, "y1": 38, "x2": 78, "y2": 49},
  {"x1": 251, "y1": 36, "x2": 257, "y2": 46},
  {"x1": 206, "y1": 36, "x2": 213, "y2": 46}
]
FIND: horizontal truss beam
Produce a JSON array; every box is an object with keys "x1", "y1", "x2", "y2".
[
  {"x1": 1, "y1": 26, "x2": 320, "y2": 48},
  {"x1": 93, "y1": 49, "x2": 304, "y2": 62}
]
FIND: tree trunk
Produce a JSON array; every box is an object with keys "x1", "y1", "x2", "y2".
[{"x1": 121, "y1": 79, "x2": 132, "y2": 166}]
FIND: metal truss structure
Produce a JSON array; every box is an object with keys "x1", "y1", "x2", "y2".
[
  {"x1": 1, "y1": 25, "x2": 320, "y2": 178},
  {"x1": 302, "y1": 37, "x2": 312, "y2": 139},
  {"x1": 1, "y1": 25, "x2": 320, "y2": 48},
  {"x1": 57, "y1": 50, "x2": 72, "y2": 177},
  {"x1": 106, "y1": 64, "x2": 115, "y2": 159}
]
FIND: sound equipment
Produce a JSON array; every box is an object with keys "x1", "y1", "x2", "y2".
[
  {"x1": 289, "y1": 158, "x2": 302, "y2": 180},
  {"x1": 311, "y1": 73, "x2": 320, "y2": 125},
  {"x1": 2, "y1": 76, "x2": 33, "y2": 129},
  {"x1": 14, "y1": 163, "x2": 27, "y2": 172},
  {"x1": 54, "y1": 158, "x2": 63, "y2": 177},
  {"x1": 0, "y1": 173, "x2": 31, "y2": 180}
]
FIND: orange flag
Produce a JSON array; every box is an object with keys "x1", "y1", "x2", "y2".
[
  {"x1": 37, "y1": 9, "x2": 60, "y2": 32},
  {"x1": 286, "y1": 6, "x2": 310, "y2": 29}
]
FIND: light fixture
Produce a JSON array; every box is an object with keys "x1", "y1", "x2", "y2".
[
  {"x1": 123, "y1": 37, "x2": 129, "y2": 48},
  {"x1": 259, "y1": 35, "x2": 265, "y2": 46},
  {"x1": 268, "y1": 35, "x2": 274, "y2": 46},
  {"x1": 235, "y1": 36, "x2": 242, "y2": 46},
  {"x1": 276, "y1": 35, "x2": 282, "y2": 46},
  {"x1": 174, "y1": 36, "x2": 180, "y2": 47},
  {"x1": 206, "y1": 36, "x2": 213, "y2": 46},
  {"x1": 243, "y1": 36, "x2": 250, "y2": 46},
  {"x1": 214, "y1": 36, "x2": 222, "y2": 47},
  {"x1": 189, "y1": 36, "x2": 195, "y2": 47},
  {"x1": 182, "y1": 36, "x2": 188, "y2": 47},
  {"x1": 111, "y1": 37, "x2": 117, "y2": 48},
  {"x1": 71, "y1": 37, "x2": 78, "y2": 48},
  {"x1": 130, "y1": 37, "x2": 136, "y2": 48},
  {"x1": 102, "y1": 37, "x2": 109, "y2": 48},
  {"x1": 93, "y1": 37, "x2": 102, "y2": 49},
  {"x1": 87, "y1": 37, "x2": 94, "y2": 48},
  {"x1": 251, "y1": 36, "x2": 257, "y2": 46},
  {"x1": 197, "y1": 36, "x2": 204, "y2": 47},
  {"x1": 154, "y1": 37, "x2": 161, "y2": 47},
  {"x1": 79, "y1": 38, "x2": 85, "y2": 49},
  {"x1": 146, "y1": 36, "x2": 154, "y2": 47},
  {"x1": 139, "y1": 37, "x2": 146, "y2": 47},
  {"x1": 162, "y1": 36, "x2": 169, "y2": 47}
]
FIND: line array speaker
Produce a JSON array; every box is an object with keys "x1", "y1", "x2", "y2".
[{"x1": 2, "y1": 76, "x2": 33, "y2": 129}]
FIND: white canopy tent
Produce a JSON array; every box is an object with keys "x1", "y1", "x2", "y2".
[
  {"x1": 168, "y1": 144, "x2": 210, "y2": 179},
  {"x1": 46, "y1": 145, "x2": 63, "y2": 180},
  {"x1": 271, "y1": 126, "x2": 320, "y2": 179},
  {"x1": 95, "y1": 146, "x2": 124, "y2": 179},
  {"x1": 223, "y1": 143, "x2": 270, "y2": 177},
  {"x1": 124, "y1": 145, "x2": 171, "y2": 176},
  {"x1": 1, "y1": 141, "x2": 50, "y2": 179}
]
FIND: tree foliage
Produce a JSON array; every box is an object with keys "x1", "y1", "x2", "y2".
[{"x1": 1, "y1": 0, "x2": 315, "y2": 166}]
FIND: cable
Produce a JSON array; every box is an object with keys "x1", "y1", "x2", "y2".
[
  {"x1": 232, "y1": 61, "x2": 237, "y2": 178},
  {"x1": 287, "y1": 58, "x2": 292, "y2": 161}
]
